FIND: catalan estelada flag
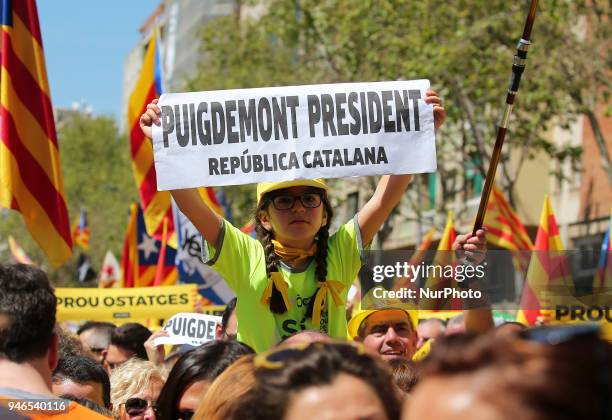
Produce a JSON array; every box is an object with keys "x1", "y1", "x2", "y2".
[
  {"x1": 72, "y1": 207, "x2": 90, "y2": 251},
  {"x1": 127, "y1": 28, "x2": 176, "y2": 248},
  {"x1": 516, "y1": 195, "x2": 572, "y2": 326},
  {"x1": 121, "y1": 203, "x2": 177, "y2": 288},
  {"x1": 0, "y1": 0, "x2": 72, "y2": 266},
  {"x1": 593, "y1": 212, "x2": 611, "y2": 299}
]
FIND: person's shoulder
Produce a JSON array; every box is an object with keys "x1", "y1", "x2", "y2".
[
  {"x1": 66, "y1": 402, "x2": 110, "y2": 419},
  {"x1": 29, "y1": 402, "x2": 110, "y2": 419}
]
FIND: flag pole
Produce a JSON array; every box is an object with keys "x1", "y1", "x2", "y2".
[
  {"x1": 472, "y1": 0, "x2": 539, "y2": 235},
  {"x1": 153, "y1": 216, "x2": 169, "y2": 286}
]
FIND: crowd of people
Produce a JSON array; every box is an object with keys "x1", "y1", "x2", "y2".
[
  {"x1": 0, "y1": 263, "x2": 610, "y2": 419},
  {"x1": 0, "y1": 93, "x2": 609, "y2": 419}
]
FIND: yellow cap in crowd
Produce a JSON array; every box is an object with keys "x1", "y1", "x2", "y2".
[
  {"x1": 256, "y1": 179, "x2": 329, "y2": 204},
  {"x1": 347, "y1": 289, "x2": 419, "y2": 340}
]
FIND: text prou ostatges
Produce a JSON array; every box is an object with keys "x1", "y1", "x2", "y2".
[{"x1": 160, "y1": 89, "x2": 423, "y2": 147}]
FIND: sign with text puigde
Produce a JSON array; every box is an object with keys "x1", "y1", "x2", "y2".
[{"x1": 152, "y1": 80, "x2": 437, "y2": 189}]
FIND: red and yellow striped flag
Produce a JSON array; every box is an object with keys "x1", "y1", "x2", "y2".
[
  {"x1": 516, "y1": 195, "x2": 572, "y2": 326},
  {"x1": 127, "y1": 28, "x2": 176, "y2": 248},
  {"x1": 483, "y1": 185, "x2": 533, "y2": 251},
  {"x1": 423, "y1": 211, "x2": 460, "y2": 310},
  {"x1": 394, "y1": 227, "x2": 436, "y2": 291},
  {"x1": 0, "y1": 0, "x2": 72, "y2": 266}
]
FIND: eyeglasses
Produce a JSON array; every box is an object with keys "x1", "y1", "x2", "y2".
[
  {"x1": 123, "y1": 397, "x2": 158, "y2": 418},
  {"x1": 269, "y1": 192, "x2": 323, "y2": 210},
  {"x1": 178, "y1": 410, "x2": 194, "y2": 420}
]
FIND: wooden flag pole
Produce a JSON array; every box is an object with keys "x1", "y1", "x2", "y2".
[{"x1": 472, "y1": 0, "x2": 540, "y2": 235}]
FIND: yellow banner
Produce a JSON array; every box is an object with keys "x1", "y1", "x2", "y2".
[{"x1": 56, "y1": 285, "x2": 198, "y2": 322}]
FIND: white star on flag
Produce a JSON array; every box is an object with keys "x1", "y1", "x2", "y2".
[{"x1": 138, "y1": 234, "x2": 158, "y2": 260}]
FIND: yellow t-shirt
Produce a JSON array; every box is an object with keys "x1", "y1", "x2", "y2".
[{"x1": 205, "y1": 217, "x2": 363, "y2": 352}]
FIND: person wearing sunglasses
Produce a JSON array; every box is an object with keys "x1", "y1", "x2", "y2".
[{"x1": 110, "y1": 358, "x2": 164, "y2": 420}]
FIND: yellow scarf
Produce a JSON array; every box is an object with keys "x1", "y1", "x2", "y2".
[
  {"x1": 311, "y1": 280, "x2": 345, "y2": 326},
  {"x1": 262, "y1": 241, "x2": 345, "y2": 328},
  {"x1": 260, "y1": 271, "x2": 293, "y2": 310},
  {"x1": 271, "y1": 240, "x2": 317, "y2": 267}
]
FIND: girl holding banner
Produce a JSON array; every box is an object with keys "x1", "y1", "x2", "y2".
[{"x1": 140, "y1": 90, "x2": 485, "y2": 353}]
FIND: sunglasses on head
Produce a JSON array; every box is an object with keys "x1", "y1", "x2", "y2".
[
  {"x1": 123, "y1": 397, "x2": 158, "y2": 417},
  {"x1": 254, "y1": 342, "x2": 365, "y2": 370},
  {"x1": 519, "y1": 323, "x2": 599, "y2": 345},
  {"x1": 269, "y1": 192, "x2": 323, "y2": 210}
]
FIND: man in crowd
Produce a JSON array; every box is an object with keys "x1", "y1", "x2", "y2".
[
  {"x1": 348, "y1": 291, "x2": 493, "y2": 361},
  {"x1": 0, "y1": 264, "x2": 108, "y2": 418},
  {"x1": 215, "y1": 297, "x2": 238, "y2": 341},
  {"x1": 348, "y1": 306, "x2": 418, "y2": 361},
  {"x1": 416, "y1": 318, "x2": 446, "y2": 350},
  {"x1": 102, "y1": 322, "x2": 151, "y2": 374},
  {"x1": 77, "y1": 321, "x2": 115, "y2": 363},
  {"x1": 52, "y1": 355, "x2": 111, "y2": 409}
]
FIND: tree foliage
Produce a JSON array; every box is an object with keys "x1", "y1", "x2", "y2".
[
  {"x1": 187, "y1": 0, "x2": 609, "y2": 228},
  {"x1": 0, "y1": 114, "x2": 137, "y2": 285}
]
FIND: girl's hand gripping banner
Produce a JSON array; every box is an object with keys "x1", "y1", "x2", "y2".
[{"x1": 152, "y1": 80, "x2": 437, "y2": 189}]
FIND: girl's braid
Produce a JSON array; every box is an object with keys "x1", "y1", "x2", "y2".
[
  {"x1": 255, "y1": 216, "x2": 288, "y2": 314},
  {"x1": 306, "y1": 197, "x2": 334, "y2": 320}
]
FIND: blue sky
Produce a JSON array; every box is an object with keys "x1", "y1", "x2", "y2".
[{"x1": 37, "y1": 1, "x2": 161, "y2": 121}]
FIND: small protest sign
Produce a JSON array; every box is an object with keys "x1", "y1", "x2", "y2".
[{"x1": 154, "y1": 312, "x2": 222, "y2": 346}]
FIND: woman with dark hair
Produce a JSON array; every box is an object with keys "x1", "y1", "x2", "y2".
[
  {"x1": 156, "y1": 340, "x2": 254, "y2": 420},
  {"x1": 231, "y1": 341, "x2": 401, "y2": 420}
]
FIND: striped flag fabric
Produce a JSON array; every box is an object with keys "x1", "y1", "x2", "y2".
[
  {"x1": 516, "y1": 195, "x2": 572, "y2": 326},
  {"x1": 394, "y1": 227, "x2": 436, "y2": 291},
  {"x1": 240, "y1": 220, "x2": 257, "y2": 238},
  {"x1": 483, "y1": 185, "x2": 533, "y2": 250},
  {"x1": 8, "y1": 235, "x2": 32, "y2": 264},
  {"x1": 173, "y1": 187, "x2": 234, "y2": 304},
  {"x1": 483, "y1": 184, "x2": 533, "y2": 273},
  {"x1": 592, "y1": 212, "x2": 611, "y2": 298},
  {"x1": 0, "y1": 0, "x2": 72, "y2": 266},
  {"x1": 121, "y1": 203, "x2": 177, "y2": 288},
  {"x1": 72, "y1": 207, "x2": 90, "y2": 250},
  {"x1": 422, "y1": 211, "x2": 460, "y2": 310},
  {"x1": 127, "y1": 28, "x2": 176, "y2": 248},
  {"x1": 199, "y1": 187, "x2": 226, "y2": 218}
]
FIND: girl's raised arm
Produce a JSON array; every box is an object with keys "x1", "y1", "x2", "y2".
[
  {"x1": 357, "y1": 175, "x2": 413, "y2": 246},
  {"x1": 140, "y1": 100, "x2": 223, "y2": 245},
  {"x1": 357, "y1": 90, "x2": 445, "y2": 246}
]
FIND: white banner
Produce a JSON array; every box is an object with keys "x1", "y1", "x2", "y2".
[
  {"x1": 152, "y1": 80, "x2": 437, "y2": 189},
  {"x1": 154, "y1": 312, "x2": 221, "y2": 346}
]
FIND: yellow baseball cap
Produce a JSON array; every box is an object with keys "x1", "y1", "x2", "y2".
[{"x1": 256, "y1": 179, "x2": 329, "y2": 204}]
